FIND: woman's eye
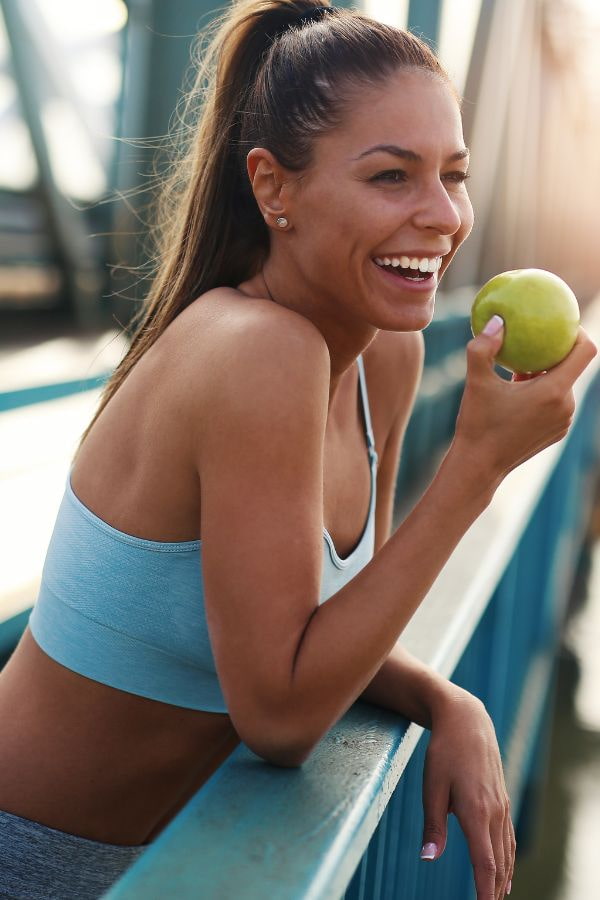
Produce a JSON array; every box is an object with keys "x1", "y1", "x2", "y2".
[
  {"x1": 443, "y1": 171, "x2": 470, "y2": 184},
  {"x1": 372, "y1": 170, "x2": 407, "y2": 184}
]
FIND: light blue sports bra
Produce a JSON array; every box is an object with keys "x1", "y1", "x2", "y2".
[{"x1": 29, "y1": 356, "x2": 378, "y2": 713}]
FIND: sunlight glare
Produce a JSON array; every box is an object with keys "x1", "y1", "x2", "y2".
[
  {"x1": 41, "y1": 98, "x2": 107, "y2": 199},
  {"x1": 34, "y1": 0, "x2": 127, "y2": 43},
  {"x1": 71, "y1": 49, "x2": 122, "y2": 107},
  {"x1": 0, "y1": 119, "x2": 36, "y2": 190},
  {"x1": 438, "y1": 0, "x2": 482, "y2": 95},
  {"x1": 366, "y1": 0, "x2": 409, "y2": 28},
  {"x1": 575, "y1": 0, "x2": 600, "y2": 25}
]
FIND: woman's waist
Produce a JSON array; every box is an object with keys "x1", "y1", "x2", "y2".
[
  {"x1": 0, "y1": 628, "x2": 240, "y2": 844},
  {"x1": 0, "y1": 736, "x2": 238, "y2": 847}
]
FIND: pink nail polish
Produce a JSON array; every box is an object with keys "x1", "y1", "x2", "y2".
[
  {"x1": 420, "y1": 842, "x2": 438, "y2": 860},
  {"x1": 507, "y1": 879, "x2": 512, "y2": 894},
  {"x1": 482, "y1": 314, "x2": 504, "y2": 336}
]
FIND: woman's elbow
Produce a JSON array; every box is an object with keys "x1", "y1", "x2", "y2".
[
  {"x1": 254, "y1": 743, "x2": 311, "y2": 768},
  {"x1": 232, "y1": 710, "x2": 317, "y2": 768}
]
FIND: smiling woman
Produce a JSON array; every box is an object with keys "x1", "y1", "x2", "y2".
[{"x1": 0, "y1": 2, "x2": 596, "y2": 899}]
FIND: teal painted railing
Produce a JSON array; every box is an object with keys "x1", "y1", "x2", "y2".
[
  {"x1": 1, "y1": 298, "x2": 599, "y2": 899},
  {"x1": 343, "y1": 377, "x2": 599, "y2": 900},
  {"x1": 0, "y1": 373, "x2": 111, "y2": 413}
]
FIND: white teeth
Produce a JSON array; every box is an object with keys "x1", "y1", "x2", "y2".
[{"x1": 373, "y1": 254, "x2": 444, "y2": 272}]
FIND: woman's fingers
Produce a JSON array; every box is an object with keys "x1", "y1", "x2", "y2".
[
  {"x1": 489, "y1": 817, "x2": 507, "y2": 900},
  {"x1": 455, "y1": 325, "x2": 597, "y2": 481},
  {"x1": 455, "y1": 790, "x2": 514, "y2": 899},
  {"x1": 466, "y1": 321, "x2": 505, "y2": 379},
  {"x1": 420, "y1": 751, "x2": 449, "y2": 861},
  {"x1": 461, "y1": 821, "x2": 498, "y2": 900},
  {"x1": 506, "y1": 813, "x2": 516, "y2": 894},
  {"x1": 500, "y1": 812, "x2": 511, "y2": 897},
  {"x1": 489, "y1": 800, "x2": 515, "y2": 898},
  {"x1": 511, "y1": 371, "x2": 541, "y2": 381}
]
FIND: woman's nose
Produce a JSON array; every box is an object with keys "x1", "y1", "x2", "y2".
[{"x1": 412, "y1": 180, "x2": 463, "y2": 235}]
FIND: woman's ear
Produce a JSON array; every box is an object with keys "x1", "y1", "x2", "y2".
[{"x1": 247, "y1": 148, "x2": 290, "y2": 227}]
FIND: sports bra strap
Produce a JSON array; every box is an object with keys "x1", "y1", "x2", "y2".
[{"x1": 356, "y1": 355, "x2": 378, "y2": 463}]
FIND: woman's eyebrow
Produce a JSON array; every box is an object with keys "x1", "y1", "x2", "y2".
[{"x1": 353, "y1": 144, "x2": 470, "y2": 163}]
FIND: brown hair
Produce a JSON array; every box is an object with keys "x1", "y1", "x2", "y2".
[{"x1": 76, "y1": 0, "x2": 447, "y2": 453}]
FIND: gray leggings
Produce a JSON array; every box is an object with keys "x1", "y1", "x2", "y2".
[{"x1": 0, "y1": 809, "x2": 147, "y2": 899}]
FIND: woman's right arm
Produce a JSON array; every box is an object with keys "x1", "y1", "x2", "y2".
[{"x1": 195, "y1": 306, "x2": 596, "y2": 765}]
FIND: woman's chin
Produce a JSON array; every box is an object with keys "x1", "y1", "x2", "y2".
[{"x1": 377, "y1": 297, "x2": 436, "y2": 333}]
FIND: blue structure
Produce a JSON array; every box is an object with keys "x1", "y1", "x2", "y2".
[{"x1": 408, "y1": 0, "x2": 443, "y2": 47}]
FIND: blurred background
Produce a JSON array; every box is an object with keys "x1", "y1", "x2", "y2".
[{"x1": 0, "y1": 2, "x2": 599, "y2": 897}]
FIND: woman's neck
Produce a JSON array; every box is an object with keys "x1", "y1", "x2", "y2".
[{"x1": 238, "y1": 261, "x2": 377, "y2": 406}]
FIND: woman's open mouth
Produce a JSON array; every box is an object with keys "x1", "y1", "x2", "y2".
[{"x1": 373, "y1": 254, "x2": 442, "y2": 283}]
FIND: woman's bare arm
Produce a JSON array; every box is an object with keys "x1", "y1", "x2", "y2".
[
  {"x1": 196, "y1": 303, "x2": 595, "y2": 766},
  {"x1": 358, "y1": 330, "x2": 456, "y2": 722},
  {"x1": 358, "y1": 328, "x2": 455, "y2": 723},
  {"x1": 286, "y1": 436, "x2": 495, "y2": 760}
]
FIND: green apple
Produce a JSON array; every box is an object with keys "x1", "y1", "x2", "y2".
[{"x1": 471, "y1": 268, "x2": 580, "y2": 374}]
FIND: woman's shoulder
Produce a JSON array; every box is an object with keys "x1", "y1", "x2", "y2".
[
  {"x1": 179, "y1": 286, "x2": 329, "y2": 356},
  {"x1": 178, "y1": 288, "x2": 332, "y2": 477},
  {"x1": 170, "y1": 287, "x2": 331, "y2": 411}
]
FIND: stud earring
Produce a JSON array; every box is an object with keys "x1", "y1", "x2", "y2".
[{"x1": 276, "y1": 216, "x2": 289, "y2": 228}]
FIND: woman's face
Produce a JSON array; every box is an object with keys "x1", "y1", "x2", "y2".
[{"x1": 282, "y1": 67, "x2": 474, "y2": 333}]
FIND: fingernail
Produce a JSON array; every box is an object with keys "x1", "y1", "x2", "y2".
[
  {"x1": 420, "y1": 842, "x2": 438, "y2": 860},
  {"x1": 482, "y1": 314, "x2": 504, "y2": 336},
  {"x1": 506, "y1": 880, "x2": 512, "y2": 894}
]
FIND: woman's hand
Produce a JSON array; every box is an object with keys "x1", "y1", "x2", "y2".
[
  {"x1": 420, "y1": 689, "x2": 515, "y2": 900},
  {"x1": 453, "y1": 320, "x2": 597, "y2": 483}
]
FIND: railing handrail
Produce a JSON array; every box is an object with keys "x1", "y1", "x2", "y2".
[{"x1": 105, "y1": 297, "x2": 600, "y2": 899}]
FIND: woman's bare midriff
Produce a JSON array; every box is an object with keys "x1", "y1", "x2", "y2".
[{"x1": 0, "y1": 628, "x2": 240, "y2": 845}]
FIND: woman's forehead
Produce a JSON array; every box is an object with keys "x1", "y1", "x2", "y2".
[{"x1": 318, "y1": 69, "x2": 464, "y2": 161}]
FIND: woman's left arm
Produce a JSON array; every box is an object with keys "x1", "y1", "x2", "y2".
[
  {"x1": 361, "y1": 644, "x2": 515, "y2": 897},
  {"x1": 360, "y1": 333, "x2": 515, "y2": 898}
]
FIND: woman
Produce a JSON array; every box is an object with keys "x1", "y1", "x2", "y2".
[{"x1": 0, "y1": 2, "x2": 595, "y2": 898}]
